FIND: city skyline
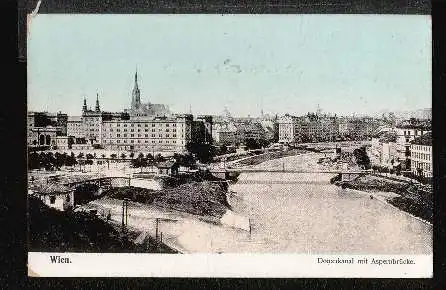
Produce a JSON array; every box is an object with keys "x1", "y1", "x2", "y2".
[{"x1": 28, "y1": 15, "x2": 431, "y2": 117}]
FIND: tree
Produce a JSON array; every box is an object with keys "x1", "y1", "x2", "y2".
[
  {"x1": 186, "y1": 143, "x2": 215, "y2": 163},
  {"x1": 245, "y1": 138, "x2": 260, "y2": 150},
  {"x1": 353, "y1": 146, "x2": 371, "y2": 169},
  {"x1": 110, "y1": 153, "x2": 117, "y2": 159},
  {"x1": 154, "y1": 153, "x2": 165, "y2": 163},
  {"x1": 120, "y1": 153, "x2": 127, "y2": 159},
  {"x1": 77, "y1": 152, "x2": 84, "y2": 159},
  {"x1": 220, "y1": 145, "x2": 227, "y2": 155}
]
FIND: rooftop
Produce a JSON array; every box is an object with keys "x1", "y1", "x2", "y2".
[
  {"x1": 30, "y1": 183, "x2": 72, "y2": 195},
  {"x1": 411, "y1": 132, "x2": 432, "y2": 146}
]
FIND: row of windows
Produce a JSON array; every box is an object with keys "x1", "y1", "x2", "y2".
[
  {"x1": 104, "y1": 139, "x2": 178, "y2": 144},
  {"x1": 103, "y1": 134, "x2": 179, "y2": 138},
  {"x1": 103, "y1": 128, "x2": 179, "y2": 133},
  {"x1": 412, "y1": 151, "x2": 431, "y2": 161},
  {"x1": 104, "y1": 123, "x2": 182, "y2": 127},
  {"x1": 412, "y1": 161, "x2": 431, "y2": 172},
  {"x1": 412, "y1": 145, "x2": 431, "y2": 151}
]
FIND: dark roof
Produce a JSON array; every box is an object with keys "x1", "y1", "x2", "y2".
[
  {"x1": 30, "y1": 183, "x2": 72, "y2": 195},
  {"x1": 411, "y1": 132, "x2": 432, "y2": 146},
  {"x1": 379, "y1": 131, "x2": 398, "y2": 143}
]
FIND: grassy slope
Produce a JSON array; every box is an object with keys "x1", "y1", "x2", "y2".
[{"x1": 28, "y1": 197, "x2": 176, "y2": 253}]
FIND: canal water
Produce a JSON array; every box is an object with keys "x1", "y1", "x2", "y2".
[
  {"x1": 91, "y1": 152, "x2": 432, "y2": 254},
  {"x1": 180, "y1": 152, "x2": 432, "y2": 254}
]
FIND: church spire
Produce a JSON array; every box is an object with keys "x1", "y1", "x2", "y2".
[
  {"x1": 95, "y1": 92, "x2": 100, "y2": 112},
  {"x1": 131, "y1": 68, "x2": 141, "y2": 110}
]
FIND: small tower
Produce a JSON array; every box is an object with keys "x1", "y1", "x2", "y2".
[
  {"x1": 95, "y1": 93, "x2": 101, "y2": 112},
  {"x1": 82, "y1": 97, "x2": 87, "y2": 112}
]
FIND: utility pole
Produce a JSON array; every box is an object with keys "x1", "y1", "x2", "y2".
[
  {"x1": 122, "y1": 198, "x2": 129, "y2": 231},
  {"x1": 155, "y1": 218, "x2": 159, "y2": 243}
]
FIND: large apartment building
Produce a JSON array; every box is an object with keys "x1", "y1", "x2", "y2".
[
  {"x1": 278, "y1": 113, "x2": 339, "y2": 144},
  {"x1": 101, "y1": 114, "x2": 193, "y2": 153}
]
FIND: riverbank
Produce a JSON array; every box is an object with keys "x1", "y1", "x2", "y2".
[
  {"x1": 103, "y1": 180, "x2": 230, "y2": 219},
  {"x1": 336, "y1": 174, "x2": 433, "y2": 224},
  {"x1": 230, "y1": 149, "x2": 310, "y2": 167},
  {"x1": 28, "y1": 196, "x2": 176, "y2": 253}
]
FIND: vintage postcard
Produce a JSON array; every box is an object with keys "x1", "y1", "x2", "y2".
[{"x1": 26, "y1": 14, "x2": 432, "y2": 277}]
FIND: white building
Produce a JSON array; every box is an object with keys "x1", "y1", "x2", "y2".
[
  {"x1": 394, "y1": 122, "x2": 431, "y2": 169},
  {"x1": 278, "y1": 114, "x2": 299, "y2": 144},
  {"x1": 410, "y1": 132, "x2": 432, "y2": 177},
  {"x1": 101, "y1": 114, "x2": 192, "y2": 153},
  {"x1": 67, "y1": 116, "x2": 83, "y2": 138},
  {"x1": 30, "y1": 183, "x2": 75, "y2": 211}
]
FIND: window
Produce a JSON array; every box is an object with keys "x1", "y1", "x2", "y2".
[
  {"x1": 145, "y1": 124, "x2": 148, "y2": 127},
  {"x1": 152, "y1": 129, "x2": 155, "y2": 132},
  {"x1": 131, "y1": 140, "x2": 134, "y2": 143},
  {"x1": 152, "y1": 124, "x2": 155, "y2": 127},
  {"x1": 50, "y1": 196, "x2": 56, "y2": 204},
  {"x1": 166, "y1": 129, "x2": 170, "y2": 132},
  {"x1": 138, "y1": 124, "x2": 141, "y2": 127},
  {"x1": 159, "y1": 134, "x2": 162, "y2": 137},
  {"x1": 117, "y1": 134, "x2": 120, "y2": 137},
  {"x1": 117, "y1": 140, "x2": 120, "y2": 143},
  {"x1": 66, "y1": 194, "x2": 71, "y2": 202},
  {"x1": 145, "y1": 134, "x2": 148, "y2": 137},
  {"x1": 145, "y1": 129, "x2": 148, "y2": 132},
  {"x1": 131, "y1": 129, "x2": 134, "y2": 132},
  {"x1": 124, "y1": 134, "x2": 127, "y2": 137},
  {"x1": 131, "y1": 124, "x2": 134, "y2": 127},
  {"x1": 131, "y1": 134, "x2": 134, "y2": 137},
  {"x1": 138, "y1": 129, "x2": 141, "y2": 132},
  {"x1": 124, "y1": 129, "x2": 127, "y2": 132}
]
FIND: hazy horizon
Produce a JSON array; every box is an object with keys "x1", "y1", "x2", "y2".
[{"x1": 27, "y1": 15, "x2": 431, "y2": 117}]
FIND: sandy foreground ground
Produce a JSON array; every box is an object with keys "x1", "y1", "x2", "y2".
[{"x1": 79, "y1": 197, "x2": 247, "y2": 253}]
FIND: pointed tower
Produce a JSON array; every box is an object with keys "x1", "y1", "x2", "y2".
[
  {"x1": 82, "y1": 97, "x2": 87, "y2": 112},
  {"x1": 131, "y1": 68, "x2": 141, "y2": 110},
  {"x1": 95, "y1": 93, "x2": 101, "y2": 112}
]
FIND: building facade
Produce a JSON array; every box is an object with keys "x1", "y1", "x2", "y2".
[
  {"x1": 394, "y1": 120, "x2": 431, "y2": 170},
  {"x1": 410, "y1": 132, "x2": 432, "y2": 177},
  {"x1": 101, "y1": 114, "x2": 192, "y2": 152}
]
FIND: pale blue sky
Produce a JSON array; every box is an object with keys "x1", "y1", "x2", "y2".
[{"x1": 27, "y1": 14, "x2": 431, "y2": 117}]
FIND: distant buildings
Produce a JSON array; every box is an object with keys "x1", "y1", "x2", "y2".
[
  {"x1": 278, "y1": 112, "x2": 340, "y2": 144},
  {"x1": 29, "y1": 70, "x2": 211, "y2": 154}
]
